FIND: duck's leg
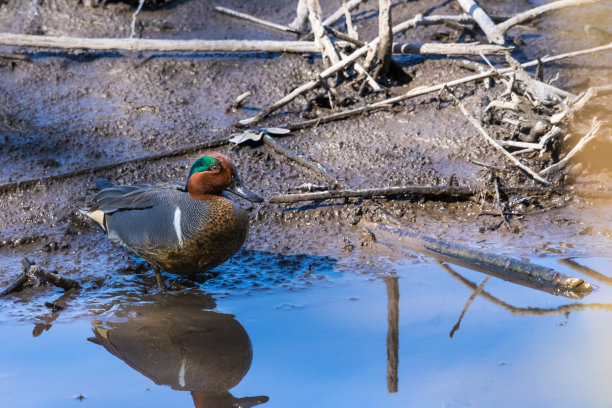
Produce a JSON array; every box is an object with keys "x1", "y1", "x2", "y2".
[{"x1": 153, "y1": 266, "x2": 168, "y2": 291}]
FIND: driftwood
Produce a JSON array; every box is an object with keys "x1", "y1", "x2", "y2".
[
  {"x1": 214, "y1": 6, "x2": 300, "y2": 35},
  {"x1": 307, "y1": 0, "x2": 341, "y2": 67},
  {"x1": 496, "y1": 0, "x2": 603, "y2": 38},
  {"x1": 0, "y1": 34, "x2": 511, "y2": 56},
  {"x1": 23, "y1": 258, "x2": 81, "y2": 291},
  {"x1": 456, "y1": 0, "x2": 505, "y2": 44},
  {"x1": 0, "y1": 273, "x2": 28, "y2": 298},
  {"x1": 236, "y1": 13, "x2": 522, "y2": 126},
  {"x1": 0, "y1": 258, "x2": 81, "y2": 298},
  {"x1": 539, "y1": 118, "x2": 602, "y2": 176},
  {"x1": 286, "y1": 42, "x2": 612, "y2": 130},
  {"x1": 364, "y1": 221, "x2": 592, "y2": 294},
  {"x1": 268, "y1": 185, "x2": 556, "y2": 203},
  {"x1": 377, "y1": 0, "x2": 393, "y2": 75},
  {"x1": 0, "y1": 34, "x2": 337, "y2": 53},
  {"x1": 457, "y1": 0, "x2": 602, "y2": 45},
  {"x1": 446, "y1": 87, "x2": 551, "y2": 186},
  {"x1": 130, "y1": 0, "x2": 146, "y2": 40},
  {"x1": 392, "y1": 42, "x2": 511, "y2": 55}
]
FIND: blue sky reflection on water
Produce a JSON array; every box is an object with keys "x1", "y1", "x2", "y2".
[{"x1": 1, "y1": 256, "x2": 612, "y2": 408}]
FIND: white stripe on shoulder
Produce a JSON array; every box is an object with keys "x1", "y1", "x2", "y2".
[{"x1": 173, "y1": 207, "x2": 184, "y2": 247}]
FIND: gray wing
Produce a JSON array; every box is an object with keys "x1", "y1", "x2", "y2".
[
  {"x1": 90, "y1": 181, "x2": 185, "y2": 214},
  {"x1": 90, "y1": 181, "x2": 207, "y2": 254}
]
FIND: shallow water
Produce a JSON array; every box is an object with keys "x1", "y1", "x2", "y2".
[{"x1": 2, "y1": 254, "x2": 612, "y2": 408}]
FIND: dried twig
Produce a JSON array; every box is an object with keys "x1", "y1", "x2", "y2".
[
  {"x1": 447, "y1": 86, "x2": 551, "y2": 186},
  {"x1": 236, "y1": 14, "x2": 522, "y2": 126},
  {"x1": 129, "y1": 0, "x2": 145, "y2": 40},
  {"x1": 263, "y1": 135, "x2": 341, "y2": 188},
  {"x1": 226, "y1": 90, "x2": 252, "y2": 112},
  {"x1": 0, "y1": 258, "x2": 81, "y2": 298},
  {"x1": 215, "y1": 6, "x2": 300, "y2": 35},
  {"x1": 456, "y1": 0, "x2": 505, "y2": 44},
  {"x1": 392, "y1": 42, "x2": 512, "y2": 55},
  {"x1": 0, "y1": 272, "x2": 28, "y2": 298},
  {"x1": 321, "y1": 0, "x2": 367, "y2": 30},
  {"x1": 377, "y1": 0, "x2": 393, "y2": 76},
  {"x1": 496, "y1": 0, "x2": 602, "y2": 37},
  {"x1": 286, "y1": 42, "x2": 612, "y2": 130},
  {"x1": 343, "y1": 0, "x2": 359, "y2": 39},
  {"x1": 539, "y1": 118, "x2": 602, "y2": 176},
  {"x1": 0, "y1": 34, "x2": 350, "y2": 53},
  {"x1": 23, "y1": 258, "x2": 81, "y2": 291},
  {"x1": 268, "y1": 185, "x2": 556, "y2": 204},
  {"x1": 307, "y1": 0, "x2": 341, "y2": 66},
  {"x1": 493, "y1": 177, "x2": 511, "y2": 228},
  {"x1": 570, "y1": 84, "x2": 612, "y2": 111}
]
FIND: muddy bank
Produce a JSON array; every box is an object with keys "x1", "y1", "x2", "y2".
[{"x1": 0, "y1": 0, "x2": 611, "y2": 307}]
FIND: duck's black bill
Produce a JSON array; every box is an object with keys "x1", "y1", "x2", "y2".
[{"x1": 228, "y1": 173, "x2": 264, "y2": 203}]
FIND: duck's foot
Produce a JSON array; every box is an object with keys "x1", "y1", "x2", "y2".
[
  {"x1": 153, "y1": 267, "x2": 168, "y2": 291},
  {"x1": 168, "y1": 282, "x2": 188, "y2": 291}
]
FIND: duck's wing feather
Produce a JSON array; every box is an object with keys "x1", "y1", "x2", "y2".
[{"x1": 90, "y1": 182, "x2": 186, "y2": 214}]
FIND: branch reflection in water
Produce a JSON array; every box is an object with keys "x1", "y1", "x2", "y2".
[
  {"x1": 89, "y1": 292, "x2": 268, "y2": 408},
  {"x1": 439, "y1": 261, "x2": 612, "y2": 317}
]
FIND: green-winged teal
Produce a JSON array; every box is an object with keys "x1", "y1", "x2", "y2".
[{"x1": 82, "y1": 152, "x2": 263, "y2": 289}]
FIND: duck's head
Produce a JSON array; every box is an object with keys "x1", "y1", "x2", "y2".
[{"x1": 186, "y1": 152, "x2": 264, "y2": 202}]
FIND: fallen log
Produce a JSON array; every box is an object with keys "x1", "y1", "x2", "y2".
[{"x1": 362, "y1": 220, "x2": 592, "y2": 296}]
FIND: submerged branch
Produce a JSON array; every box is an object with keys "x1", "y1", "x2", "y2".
[{"x1": 365, "y1": 221, "x2": 592, "y2": 295}]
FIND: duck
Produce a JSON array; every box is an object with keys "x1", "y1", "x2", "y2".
[{"x1": 82, "y1": 152, "x2": 263, "y2": 289}]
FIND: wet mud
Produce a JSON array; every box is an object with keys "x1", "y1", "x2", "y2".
[{"x1": 1, "y1": 1, "x2": 612, "y2": 407}]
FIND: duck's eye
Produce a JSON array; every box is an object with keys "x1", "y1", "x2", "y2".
[{"x1": 209, "y1": 163, "x2": 221, "y2": 172}]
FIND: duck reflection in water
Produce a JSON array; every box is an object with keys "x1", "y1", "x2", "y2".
[{"x1": 90, "y1": 292, "x2": 268, "y2": 408}]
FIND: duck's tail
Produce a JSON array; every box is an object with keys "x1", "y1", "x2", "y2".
[{"x1": 94, "y1": 178, "x2": 116, "y2": 190}]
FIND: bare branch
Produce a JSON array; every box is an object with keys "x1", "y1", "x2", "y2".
[
  {"x1": 539, "y1": 118, "x2": 602, "y2": 176},
  {"x1": 268, "y1": 185, "x2": 556, "y2": 203},
  {"x1": 286, "y1": 42, "x2": 612, "y2": 130},
  {"x1": 446, "y1": 87, "x2": 551, "y2": 186},
  {"x1": 456, "y1": 0, "x2": 505, "y2": 44},
  {"x1": 307, "y1": 0, "x2": 341, "y2": 66},
  {"x1": 496, "y1": 0, "x2": 602, "y2": 37},
  {"x1": 377, "y1": 0, "x2": 393, "y2": 75},
  {"x1": 215, "y1": 6, "x2": 300, "y2": 35},
  {"x1": 129, "y1": 0, "x2": 145, "y2": 40},
  {"x1": 392, "y1": 42, "x2": 512, "y2": 55}
]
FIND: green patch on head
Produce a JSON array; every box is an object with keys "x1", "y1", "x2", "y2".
[{"x1": 188, "y1": 155, "x2": 221, "y2": 178}]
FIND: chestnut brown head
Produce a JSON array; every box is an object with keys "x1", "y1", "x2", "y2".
[{"x1": 186, "y1": 152, "x2": 263, "y2": 202}]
